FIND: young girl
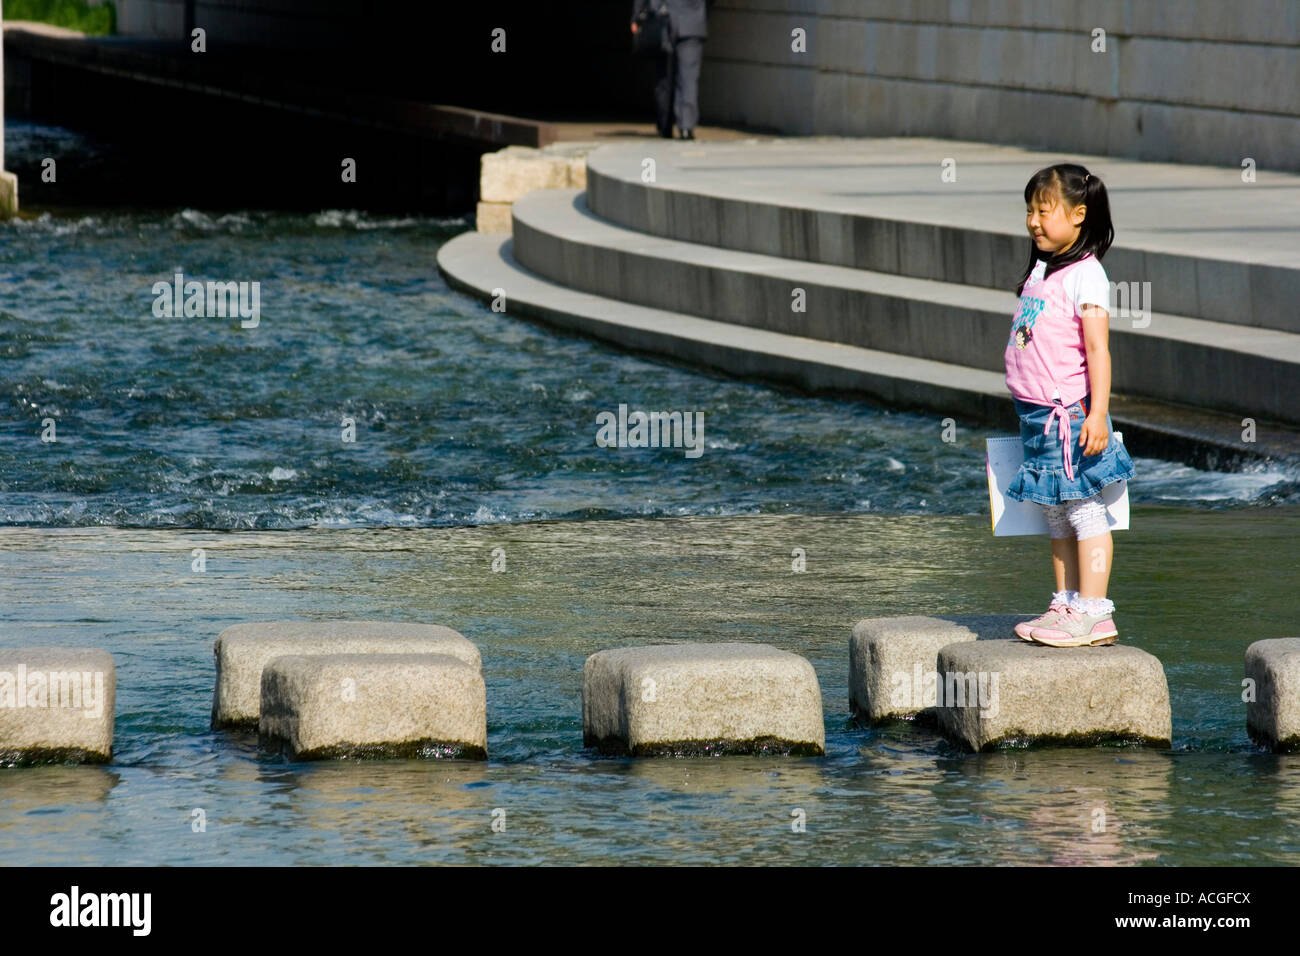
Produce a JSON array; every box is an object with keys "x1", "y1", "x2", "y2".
[{"x1": 1004, "y1": 164, "x2": 1136, "y2": 648}]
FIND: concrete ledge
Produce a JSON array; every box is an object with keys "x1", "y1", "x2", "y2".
[
  {"x1": 258, "y1": 653, "x2": 487, "y2": 761},
  {"x1": 850, "y1": 614, "x2": 1035, "y2": 725},
  {"x1": 0, "y1": 648, "x2": 115, "y2": 766},
  {"x1": 212, "y1": 620, "x2": 481, "y2": 729},
  {"x1": 936, "y1": 640, "x2": 1172, "y2": 752},
  {"x1": 1246, "y1": 638, "x2": 1300, "y2": 752},
  {"x1": 582, "y1": 643, "x2": 825, "y2": 756}
]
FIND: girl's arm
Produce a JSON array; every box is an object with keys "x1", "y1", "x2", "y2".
[{"x1": 1080, "y1": 304, "x2": 1111, "y2": 454}]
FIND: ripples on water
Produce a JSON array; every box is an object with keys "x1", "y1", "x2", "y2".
[{"x1": 3, "y1": 176, "x2": 1298, "y2": 528}]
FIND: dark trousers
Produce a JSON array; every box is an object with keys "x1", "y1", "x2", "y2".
[{"x1": 654, "y1": 36, "x2": 704, "y2": 135}]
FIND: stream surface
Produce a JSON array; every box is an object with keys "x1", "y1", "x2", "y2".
[{"x1": 2, "y1": 120, "x2": 1297, "y2": 865}]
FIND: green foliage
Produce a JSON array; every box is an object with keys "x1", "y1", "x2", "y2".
[{"x1": 4, "y1": 0, "x2": 116, "y2": 36}]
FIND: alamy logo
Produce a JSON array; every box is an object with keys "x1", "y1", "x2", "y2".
[
  {"x1": 49, "y1": 886, "x2": 151, "y2": 936},
  {"x1": 0, "y1": 666, "x2": 105, "y2": 719},
  {"x1": 889, "y1": 664, "x2": 1000, "y2": 718},
  {"x1": 595, "y1": 403, "x2": 704, "y2": 458},
  {"x1": 152, "y1": 271, "x2": 260, "y2": 328},
  {"x1": 1109, "y1": 280, "x2": 1151, "y2": 328}
]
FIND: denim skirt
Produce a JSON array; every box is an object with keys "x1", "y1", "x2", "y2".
[{"x1": 1006, "y1": 394, "x2": 1136, "y2": 506}]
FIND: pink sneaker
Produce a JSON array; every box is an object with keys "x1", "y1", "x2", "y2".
[
  {"x1": 1014, "y1": 596, "x2": 1073, "y2": 642},
  {"x1": 1029, "y1": 606, "x2": 1119, "y2": 647}
]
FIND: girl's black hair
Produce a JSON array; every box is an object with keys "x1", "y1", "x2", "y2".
[{"x1": 1016, "y1": 164, "x2": 1114, "y2": 296}]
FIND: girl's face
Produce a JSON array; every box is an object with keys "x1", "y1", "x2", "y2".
[{"x1": 1026, "y1": 185, "x2": 1086, "y2": 255}]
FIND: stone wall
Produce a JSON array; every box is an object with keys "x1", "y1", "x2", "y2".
[{"x1": 703, "y1": 0, "x2": 1300, "y2": 170}]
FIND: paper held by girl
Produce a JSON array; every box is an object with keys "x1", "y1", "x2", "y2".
[{"x1": 986, "y1": 434, "x2": 1130, "y2": 536}]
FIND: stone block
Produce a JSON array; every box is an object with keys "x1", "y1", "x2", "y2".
[
  {"x1": 566, "y1": 154, "x2": 588, "y2": 190},
  {"x1": 259, "y1": 653, "x2": 486, "y2": 760},
  {"x1": 935, "y1": 639, "x2": 1172, "y2": 752},
  {"x1": 480, "y1": 146, "x2": 571, "y2": 204},
  {"x1": 850, "y1": 614, "x2": 1035, "y2": 724},
  {"x1": 582, "y1": 643, "x2": 824, "y2": 756},
  {"x1": 476, "y1": 200, "x2": 513, "y2": 234},
  {"x1": 1246, "y1": 638, "x2": 1300, "y2": 751},
  {"x1": 0, "y1": 648, "x2": 115, "y2": 765},
  {"x1": 212, "y1": 620, "x2": 480, "y2": 729}
]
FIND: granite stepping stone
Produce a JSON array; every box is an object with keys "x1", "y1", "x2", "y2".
[
  {"x1": 1246, "y1": 638, "x2": 1300, "y2": 752},
  {"x1": 935, "y1": 639, "x2": 1172, "y2": 751},
  {"x1": 582, "y1": 642, "x2": 824, "y2": 756},
  {"x1": 0, "y1": 648, "x2": 116, "y2": 766},
  {"x1": 258, "y1": 653, "x2": 487, "y2": 761},
  {"x1": 850, "y1": 614, "x2": 1035, "y2": 724},
  {"x1": 212, "y1": 620, "x2": 481, "y2": 729}
]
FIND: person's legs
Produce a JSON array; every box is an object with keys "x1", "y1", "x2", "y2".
[
  {"x1": 674, "y1": 37, "x2": 704, "y2": 133},
  {"x1": 1014, "y1": 502, "x2": 1078, "y2": 641},
  {"x1": 653, "y1": 49, "x2": 675, "y2": 138},
  {"x1": 1029, "y1": 496, "x2": 1118, "y2": 645}
]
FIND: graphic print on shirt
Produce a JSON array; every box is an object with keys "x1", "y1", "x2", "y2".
[{"x1": 1009, "y1": 292, "x2": 1046, "y2": 351}]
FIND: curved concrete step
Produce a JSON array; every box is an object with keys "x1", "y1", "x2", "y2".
[
  {"x1": 584, "y1": 138, "x2": 1300, "y2": 334},
  {"x1": 511, "y1": 187, "x2": 1300, "y2": 428},
  {"x1": 435, "y1": 229, "x2": 1300, "y2": 469}
]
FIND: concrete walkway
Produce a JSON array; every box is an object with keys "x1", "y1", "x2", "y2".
[{"x1": 547, "y1": 119, "x2": 761, "y2": 144}]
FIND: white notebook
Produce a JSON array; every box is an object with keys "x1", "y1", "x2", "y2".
[{"x1": 986, "y1": 433, "x2": 1130, "y2": 536}]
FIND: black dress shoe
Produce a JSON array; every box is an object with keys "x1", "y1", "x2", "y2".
[{"x1": 681, "y1": 129, "x2": 695, "y2": 140}]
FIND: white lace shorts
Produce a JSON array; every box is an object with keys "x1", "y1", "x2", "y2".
[{"x1": 1041, "y1": 494, "x2": 1110, "y2": 540}]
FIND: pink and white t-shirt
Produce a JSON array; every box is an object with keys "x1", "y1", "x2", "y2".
[{"x1": 1004, "y1": 253, "x2": 1110, "y2": 407}]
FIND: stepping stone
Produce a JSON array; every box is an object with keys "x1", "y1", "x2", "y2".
[
  {"x1": 1245, "y1": 638, "x2": 1300, "y2": 752},
  {"x1": 582, "y1": 643, "x2": 824, "y2": 756},
  {"x1": 0, "y1": 648, "x2": 116, "y2": 766},
  {"x1": 935, "y1": 639, "x2": 1172, "y2": 751},
  {"x1": 259, "y1": 653, "x2": 487, "y2": 761},
  {"x1": 211, "y1": 620, "x2": 481, "y2": 729},
  {"x1": 850, "y1": 615, "x2": 1035, "y2": 724}
]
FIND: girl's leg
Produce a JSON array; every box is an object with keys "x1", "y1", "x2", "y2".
[
  {"x1": 1051, "y1": 537, "x2": 1080, "y2": 592},
  {"x1": 1042, "y1": 502, "x2": 1079, "y2": 592},
  {"x1": 1077, "y1": 530, "x2": 1113, "y2": 600},
  {"x1": 1068, "y1": 496, "x2": 1114, "y2": 603}
]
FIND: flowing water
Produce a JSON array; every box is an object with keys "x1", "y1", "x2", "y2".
[{"x1": 2, "y1": 121, "x2": 1299, "y2": 865}]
